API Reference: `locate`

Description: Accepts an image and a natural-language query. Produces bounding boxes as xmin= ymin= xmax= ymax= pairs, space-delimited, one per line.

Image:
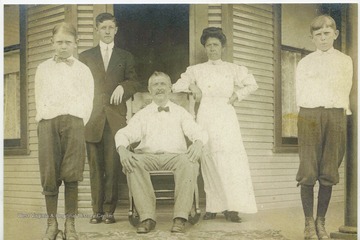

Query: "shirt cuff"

xmin=115 ymin=133 xmax=130 ymax=149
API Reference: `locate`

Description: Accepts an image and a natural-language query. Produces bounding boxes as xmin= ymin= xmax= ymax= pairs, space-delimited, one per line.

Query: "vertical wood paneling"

xmin=189 ymin=5 xmax=208 ymax=65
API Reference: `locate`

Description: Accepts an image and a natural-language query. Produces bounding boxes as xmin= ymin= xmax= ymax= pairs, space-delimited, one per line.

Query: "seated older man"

xmin=115 ymin=71 xmax=208 ymax=234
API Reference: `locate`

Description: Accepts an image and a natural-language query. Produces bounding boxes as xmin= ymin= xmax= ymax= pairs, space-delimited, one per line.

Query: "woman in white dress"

xmin=172 ymin=27 xmax=258 ymax=222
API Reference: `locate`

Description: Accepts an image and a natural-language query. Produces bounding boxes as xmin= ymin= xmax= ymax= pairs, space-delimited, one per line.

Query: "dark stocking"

xmin=65 ymin=181 xmax=78 ymax=219
xmin=45 ymin=194 xmax=58 ymax=218
xmin=301 ymin=185 xmax=314 ymax=218
xmin=317 ymin=185 xmax=332 ymax=218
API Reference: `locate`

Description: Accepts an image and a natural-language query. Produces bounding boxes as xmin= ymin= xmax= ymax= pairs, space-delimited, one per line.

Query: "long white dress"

xmin=172 ymin=59 xmax=258 ymax=213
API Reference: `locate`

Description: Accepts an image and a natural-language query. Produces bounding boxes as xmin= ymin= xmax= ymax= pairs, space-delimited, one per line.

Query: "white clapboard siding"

xmin=231 ymin=4 xmax=344 ymax=210
xmin=208 ymin=4 xmax=222 ymax=27
xmin=233 ymin=4 xmax=282 ymax=208
xmin=77 ymin=5 xmax=95 ymax=54
xmin=75 ymin=4 xmax=96 ymax=214
xmin=4 ymin=5 xmax=67 ymax=212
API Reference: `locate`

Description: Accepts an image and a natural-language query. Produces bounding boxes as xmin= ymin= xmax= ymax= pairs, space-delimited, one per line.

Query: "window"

xmin=280 ymin=46 xmax=310 ymax=146
xmin=4 ymin=5 xmax=28 ymax=155
xmin=274 ymin=4 xmax=343 ymax=152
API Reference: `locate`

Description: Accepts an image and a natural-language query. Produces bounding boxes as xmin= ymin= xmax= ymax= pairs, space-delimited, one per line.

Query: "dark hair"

xmin=310 ymin=15 xmax=337 ymax=34
xmin=52 ymin=22 xmax=77 ymax=39
xmin=95 ymin=13 xmax=117 ymax=27
xmin=200 ymin=27 xmax=227 ymax=46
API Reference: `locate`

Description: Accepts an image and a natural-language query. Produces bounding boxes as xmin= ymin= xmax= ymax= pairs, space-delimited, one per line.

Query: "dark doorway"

xmin=114 ymin=4 xmax=189 ymax=90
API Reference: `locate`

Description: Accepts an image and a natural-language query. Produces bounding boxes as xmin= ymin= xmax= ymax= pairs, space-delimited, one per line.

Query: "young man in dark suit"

xmin=79 ymin=12 xmax=140 ymax=224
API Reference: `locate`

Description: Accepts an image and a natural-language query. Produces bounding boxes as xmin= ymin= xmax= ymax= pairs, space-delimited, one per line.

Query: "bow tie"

xmin=158 ymin=106 xmax=170 ymax=112
xmin=54 ymin=56 xmax=74 ymax=66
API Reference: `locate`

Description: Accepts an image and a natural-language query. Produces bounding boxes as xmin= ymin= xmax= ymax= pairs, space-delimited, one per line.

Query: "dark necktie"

xmin=54 ymin=56 xmax=74 ymax=66
xmin=158 ymin=106 xmax=170 ymax=112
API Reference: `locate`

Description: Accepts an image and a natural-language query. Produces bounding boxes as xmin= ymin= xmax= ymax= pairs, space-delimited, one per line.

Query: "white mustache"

xmin=156 ymin=90 xmax=165 ymax=94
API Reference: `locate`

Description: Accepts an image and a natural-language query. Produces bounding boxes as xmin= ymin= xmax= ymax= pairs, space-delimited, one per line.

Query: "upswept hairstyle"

xmin=95 ymin=12 xmax=117 ymax=27
xmin=52 ymin=22 xmax=77 ymax=39
xmin=200 ymin=27 xmax=227 ymax=46
xmin=310 ymin=15 xmax=337 ymax=34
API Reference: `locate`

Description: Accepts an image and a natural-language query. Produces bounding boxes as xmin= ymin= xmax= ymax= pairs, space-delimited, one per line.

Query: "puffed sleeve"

xmin=234 ymin=65 xmax=258 ymax=101
xmin=172 ymin=66 xmax=196 ymax=93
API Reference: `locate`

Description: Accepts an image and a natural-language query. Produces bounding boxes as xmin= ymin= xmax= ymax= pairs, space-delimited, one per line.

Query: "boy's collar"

xmin=53 ymin=55 xmax=75 ymax=60
xmin=53 ymin=55 xmax=75 ymax=66
xmin=316 ymin=47 xmax=335 ymax=55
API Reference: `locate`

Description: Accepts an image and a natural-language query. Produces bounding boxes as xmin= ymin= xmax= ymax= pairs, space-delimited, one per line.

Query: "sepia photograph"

xmin=2 ymin=1 xmax=358 ymax=239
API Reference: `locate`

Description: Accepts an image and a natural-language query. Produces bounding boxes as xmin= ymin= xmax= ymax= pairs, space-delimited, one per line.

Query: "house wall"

xmin=5 ymin=5 xmax=67 ymax=213
xmin=4 ymin=4 xmax=98 ymax=213
xmin=207 ymin=4 xmax=345 ymax=210
xmin=4 ymin=4 xmax=345 ymax=214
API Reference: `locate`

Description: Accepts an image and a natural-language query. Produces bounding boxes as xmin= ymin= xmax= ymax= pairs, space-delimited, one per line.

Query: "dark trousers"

xmin=87 ymin=121 xmax=120 ymax=214
xmin=296 ymin=107 xmax=346 ymax=186
xmin=38 ymin=115 xmax=85 ymax=195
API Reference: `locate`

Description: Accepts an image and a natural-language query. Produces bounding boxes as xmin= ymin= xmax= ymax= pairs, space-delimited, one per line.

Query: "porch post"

xmin=330 ymin=4 xmax=357 ymax=240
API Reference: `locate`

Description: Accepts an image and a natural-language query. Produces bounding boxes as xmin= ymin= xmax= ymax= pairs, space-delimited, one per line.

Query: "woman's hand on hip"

xmin=228 ymin=92 xmax=238 ymax=105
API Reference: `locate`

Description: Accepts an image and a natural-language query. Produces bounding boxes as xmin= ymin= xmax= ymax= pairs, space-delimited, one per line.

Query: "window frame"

xmin=4 ymin=6 xmax=28 ymax=155
xmin=273 ymin=5 xmax=300 ymax=153
xmin=273 ymin=5 xmax=292 ymax=153
xmin=273 ymin=4 xmax=345 ymax=153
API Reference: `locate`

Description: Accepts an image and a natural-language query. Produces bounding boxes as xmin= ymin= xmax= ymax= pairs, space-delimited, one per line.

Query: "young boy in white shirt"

xmin=295 ymin=15 xmax=353 ymax=240
xmin=35 ymin=22 xmax=94 ymax=240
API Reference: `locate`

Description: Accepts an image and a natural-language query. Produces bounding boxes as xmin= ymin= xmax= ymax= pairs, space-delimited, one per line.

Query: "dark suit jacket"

xmin=79 ymin=45 xmax=140 ymax=142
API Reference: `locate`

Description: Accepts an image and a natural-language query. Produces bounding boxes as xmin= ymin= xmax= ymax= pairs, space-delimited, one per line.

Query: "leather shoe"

xmin=103 ymin=213 xmax=115 ymax=224
xmin=89 ymin=213 xmax=103 ymax=224
xmin=225 ymin=211 xmax=242 ymax=223
xmin=203 ymin=212 xmax=217 ymax=220
xmin=136 ymin=219 xmax=156 ymax=234
xmin=171 ymin=217 xmax=186 ymax=233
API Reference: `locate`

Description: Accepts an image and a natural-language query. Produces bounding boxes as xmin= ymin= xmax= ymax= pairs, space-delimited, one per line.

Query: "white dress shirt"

xmin=115 ymin=101 xmax=208 ymax=154
xmin=35 ymin=56 xmax=94 ymax=124
xmin=296 ymin=48 xmax=353 ymax=114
